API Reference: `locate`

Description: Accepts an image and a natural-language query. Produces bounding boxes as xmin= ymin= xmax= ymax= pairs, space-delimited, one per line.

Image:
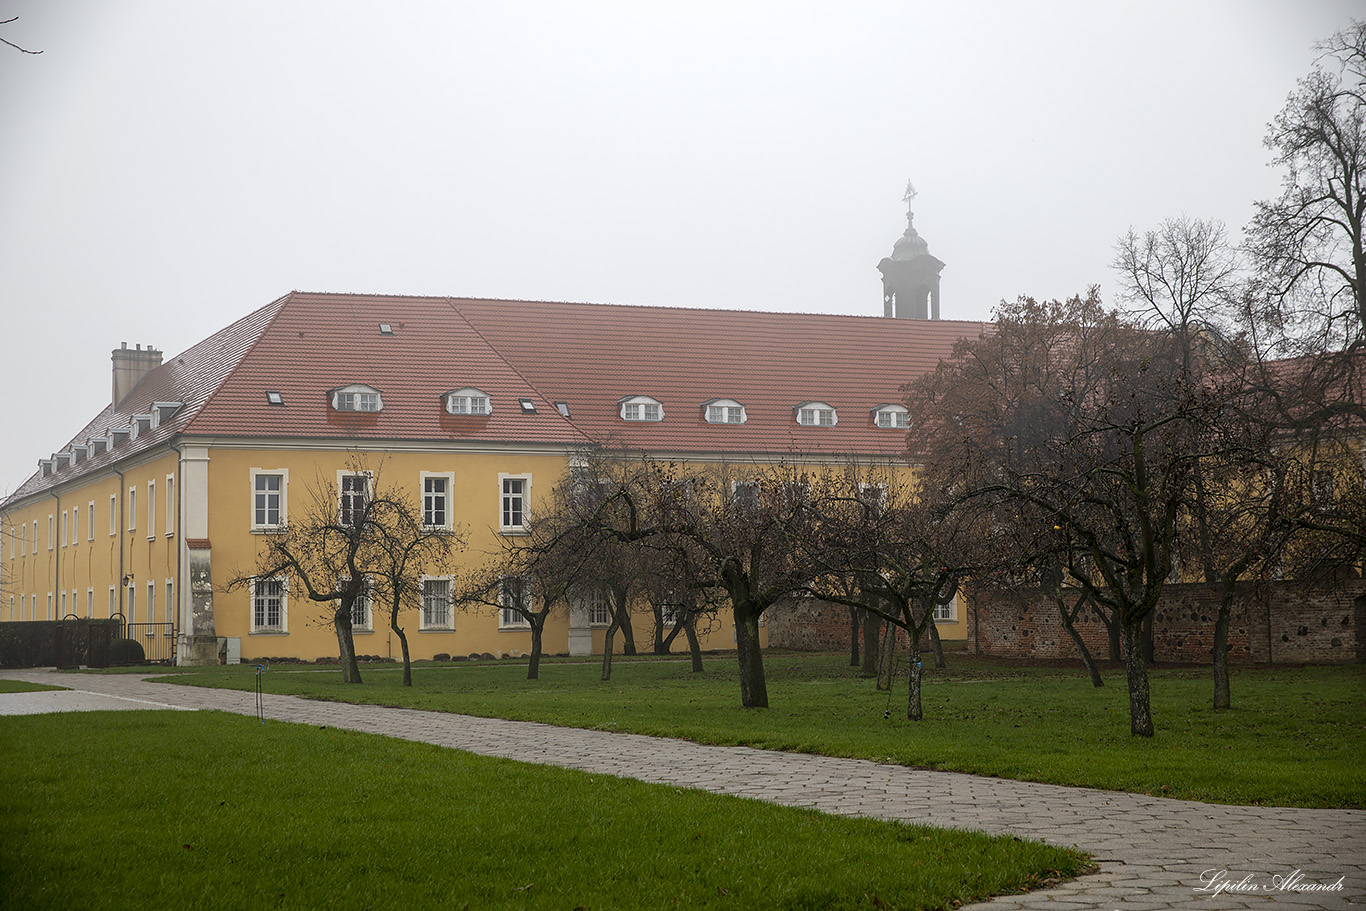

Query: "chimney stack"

xmin=112 ymin=342 xmax=163 ymax=409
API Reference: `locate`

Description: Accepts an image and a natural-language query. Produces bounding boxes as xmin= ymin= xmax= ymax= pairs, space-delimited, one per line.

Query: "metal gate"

xmin=126 ymin=623 xmax=177 ymax=663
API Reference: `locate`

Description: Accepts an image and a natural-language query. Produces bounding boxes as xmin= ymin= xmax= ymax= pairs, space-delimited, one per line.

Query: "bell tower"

xmin=878 ymin=182 xmax=944 ymax=319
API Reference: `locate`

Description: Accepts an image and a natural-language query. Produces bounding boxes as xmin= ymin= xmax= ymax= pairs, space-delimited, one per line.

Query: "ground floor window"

xmin=251 ymin=577 xmax=287 ymax=633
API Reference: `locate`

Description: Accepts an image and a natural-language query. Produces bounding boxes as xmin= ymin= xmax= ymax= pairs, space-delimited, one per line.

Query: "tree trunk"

xmin=600 ymin=618 xmax=618 ymax=682
xmin=683 ymin=613 xmax=704 ymax=672
xmin=1059 ymin=598 xmax=1104 ymax=688
xmin=906 ymin=652 xmax=924 ymax=721
xmin=927 ymin=618 xmax=946 ymax=669
xmin=848 ymin=607 xmax=860 ymax=666
xmin=1094 ymin=602 xmax=1121 ymax=661
xmin=619 ymin=616 xmax=637 ymax=656
xmin=1141 ymin=611 xmax=1155 ymax=664
xmin=527 ymin=616 xmax=544 ymax=681
xmin=860 ymin=611 xmax=880 ymax=678
xmin=876 ymin=622 xmax=895 ymax=692
xmin=334 ymin=608 xmax=363 ymax=684
xmin=393 ymin=620 xmax=413 ymax=687
xmin=1212 ymin=583 xmax=1235 ymax=710
xmin=733 ymin=606 xmax=768 ymax=708
xmin=1122 ymin=619 xmax=1155 ymax=737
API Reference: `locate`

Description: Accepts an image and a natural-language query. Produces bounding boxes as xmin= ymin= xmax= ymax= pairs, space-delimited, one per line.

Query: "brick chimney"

xmin=112 ymin=342 xmax=163 ymax=409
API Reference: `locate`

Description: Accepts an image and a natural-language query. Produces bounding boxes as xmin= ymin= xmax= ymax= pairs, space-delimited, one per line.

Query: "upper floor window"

xmin=252 ymin=469 xmax=288 ymax=530
xmin=331 ymin=384 xmax=382 ymax=413
xmin=422 ymin=472 xmax=454 ymax=529
xmin=445 ymin=387 xmax=491 ymax=416
xmin=339 ymin=472 xmax=371 ymax=527
xmin=796 ymin=402 xmax=837 ymax=427
xmin=704 ymin=399 xmax=746 ymax=424
xmin=620 ymin=395 xmax=664 ymax=422
xmin=500 ymin=474 xmax=529 ymax=532
xmin=873 ymin=405 xmax=910 ymax=429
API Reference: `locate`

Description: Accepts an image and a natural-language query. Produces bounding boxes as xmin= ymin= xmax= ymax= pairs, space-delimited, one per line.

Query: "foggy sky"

xmin=0 ymin=1 xmax=1357 ymax=494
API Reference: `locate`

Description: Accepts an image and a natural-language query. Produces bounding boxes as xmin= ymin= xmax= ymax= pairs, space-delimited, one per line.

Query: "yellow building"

xmin=2 ymin=290 xmax=987 ymax=664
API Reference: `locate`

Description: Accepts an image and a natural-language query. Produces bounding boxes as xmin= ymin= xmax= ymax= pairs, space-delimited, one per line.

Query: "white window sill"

xmin=418 ymin=626 xmax=455 ymax=633
xmin=250 ymin=630 xmax=289 ymax=636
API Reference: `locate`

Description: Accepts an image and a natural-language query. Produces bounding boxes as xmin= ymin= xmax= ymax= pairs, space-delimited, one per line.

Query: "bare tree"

xmin=1 ymin=16 xmax=43 ymax=55
xmin=1247 ymin=20 xmax=1366 ymax=351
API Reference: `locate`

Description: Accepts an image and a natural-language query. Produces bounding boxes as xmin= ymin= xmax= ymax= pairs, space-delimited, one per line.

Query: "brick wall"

xmin=966 ymin=579 xmax=1365 ymax=664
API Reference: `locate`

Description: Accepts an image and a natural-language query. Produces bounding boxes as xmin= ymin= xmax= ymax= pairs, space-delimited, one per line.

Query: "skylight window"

xmin=795 ymin=402 xmax=837 ymax=427
xmin=379 ymin=323 xmax=393 ymax=335
xmin=444 ymin=388 xmax=491 ymax=416
xmin=266 ymin=391 xmax=284 ymax=406
xmin=620 ymin=395 xmax=663 ymax=422
xmin=331 ymin=384 xmax=383 ymax=412
xmin=519 ymin=398 xmax=537 ymax=414
xmin=554 ymin=401 xmax=571 ymax=418
xmin=704 ymin=399 xmax=746 ymax=424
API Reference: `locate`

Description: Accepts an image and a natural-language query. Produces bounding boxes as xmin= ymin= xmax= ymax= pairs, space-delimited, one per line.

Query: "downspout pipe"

xmin=49 ymin=490 xmax=60 ymax=619
xmin=168 ymin=439 xmax=183 ymax=665
xmin=114 ymin=466 xmax=125 ymax=631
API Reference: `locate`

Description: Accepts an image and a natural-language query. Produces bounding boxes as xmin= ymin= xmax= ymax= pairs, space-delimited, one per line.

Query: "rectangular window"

xmin=127 ymin=487 xmax=137 ymax=531
xmin=252 ymin=470 xmax=287 ymax=529
xmin=109 ymin=496 xmax=117 ymax=536
xmin=165 ymin=475 xmax=175 ymax=535
xmin=859 ymin=483 xmax=888 ymax=515
xmin=147 ymin=480 xmax=156 ymax=538
xmin=147 ymin=581 xmax=156 ymax=626
xmin=251 ymin=577 xmax=287 ymax=633
xmin=71 ymin=505 xmax=79 ymax=546
xmin=47 ymin=593 xmax=53 ymax=621
xmin=420 ymin=577 xmax=452 ymax=630
xmin=339 ymin=576 xmax=371 ymax=632
xmin=731 ymin=480 xmax=760 ymax=516
xmin=421 ymin=473 xmax=453 ymax=529
xmin=108 ymin=586 xmax=116 ymax=619
xmin=60 ymin=590 xmax=66 ymax=617
xmin=500 ymin=476 xmax=528 ymax=531
xmin=126 ymin=583 xmax=135 ymax=623
xmin=61 ymin=510 xmax=68 ymax=547
xmin=499 ymin=576 xmax=531 ymax=628
xmin=48 ymin=515 xmax=53 ymax=549
xmin=933 ymin=594 xmax=958 ymax=623
xmin=587 ymin=588 xmax=612 ymax=627
xmin=87 ymin=588 xmax=94 ymax=619
xmin=88 ymin=502 xmax=95 ymax=541
xmin=166 ymin=580 xmax=175 ymax=629
xmin=339 ymin=473 xmax=370 ymax=527
xmin=336 ymin=390 xmax=380 ymax=412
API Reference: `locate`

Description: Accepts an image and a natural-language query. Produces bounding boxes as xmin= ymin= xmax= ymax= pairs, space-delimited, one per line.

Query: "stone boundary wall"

xmin=966 ymin=579 xmax=1365 ymax=664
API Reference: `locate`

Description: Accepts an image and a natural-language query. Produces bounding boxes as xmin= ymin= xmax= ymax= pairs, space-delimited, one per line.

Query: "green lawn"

xmin=0 ymin=711 xmax=1087 ymax=911
xmin=159 ymin=654 xmax=1366 ymax=808
xmin=0 ymin=679 xmax=65 ymax=693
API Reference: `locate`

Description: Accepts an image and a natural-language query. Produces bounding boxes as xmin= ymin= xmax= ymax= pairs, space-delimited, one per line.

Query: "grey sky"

xmin=0 ymin=1 xmax=1357 ymax=494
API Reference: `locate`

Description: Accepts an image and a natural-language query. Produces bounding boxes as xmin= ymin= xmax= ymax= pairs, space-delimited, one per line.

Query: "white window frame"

xmin=859 ymin=482 xmax=888 ymax=515
xmin=88 ymin=501 xmax=95 ymax=541
xmin=499 ymin=473 xmax=531 ymax=534
xmin=419 ymin=575 xmax=454 ymax=631
xmin=704 ymin=399 xmax=746 ymax=424
xmin=933 ymin=593 xmax=958 ymax=623
xmin=730 ymin=479 xmax=760 ymax=515
xmin=874 ymin=405 xmax=911 ymax=429
xmin=147 ymin=580 xmax=156 ymax=625
xmin=127 ymin=487 xmax=137 ymax=532
xmin=420 ymin=471 xmax=455 ymax=530
xmin=165 ymin=475 xmax=175 ymax=536
xmin=166 ymin=579 xmax=175 ymax=631
xmin=445 ymin=387 xmax=491 ymax=416
xmin=108 ymin=586 xmax=116 ymax=619
xmin=339 ymin=575 xmax=372 ymax=632
xmin=619 ymin=395 xmax=664 ymax=422
xmin=71 ymin=506 xmax=78 ymax=547
xmin=147 ymin=480 xmax=156 ymax=539
xmin=585 ymin=587 xmax=612 ymax=627
xmin=250 ymin=576 xmax=288 ymax=634
xmin=250 ymin=469 xmax=289 ymax=531
xmin=795 ymin=402 xmax=837 ymax=427
xmin=109 ymin=496 xmax=116 ymax=536
xmin=62 ymin=509 xmax=69 ymax=547
xmin=60 ymin=590 xmax=66 ymax=618
xmin=338 ymin=470 xmax=373 ymax=527
xmin=87 ymin=587 xmax=94 ymax=619
xmin=498 ymin=576 xmax=532 ymax=629
xmin=125 ymin=583 xmax=134 ymax=624
xmin=331 ymin=384 xmax=383 ymax=413
xmin=48 ymin=514 xmax=54 ymax=550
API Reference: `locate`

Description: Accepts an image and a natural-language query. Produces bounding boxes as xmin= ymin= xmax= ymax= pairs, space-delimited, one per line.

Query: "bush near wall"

xmin=966 ymin=579 xmax=1366 ymax=665
xmin=0 ymin=619 xmax=123 ymax=668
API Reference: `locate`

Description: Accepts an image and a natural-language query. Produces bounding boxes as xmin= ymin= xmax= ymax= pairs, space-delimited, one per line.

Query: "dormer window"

xmin=620 ymin=395 xmax=664 ymax=422
xmin=872 ymin=404 xmax=910 ymax=429
xmin=89 ymin=438 xmax=109 ymax=456
xmin=795 ymin=402 xmax=837 ymax=427
xmin=704 ymin=399 xmax=746 ymax=424
xmin=71 ymin=444 xmax=89 ymax=463
xmin=444 ymin=388 xmax=490 ymax=416
xmin=132 ymin=414 xmax=154 ymax=438
xmin=332 ymin=384 xmax=383 ymax=413
xmin=153 ymin=401 xmax=182 ymax=423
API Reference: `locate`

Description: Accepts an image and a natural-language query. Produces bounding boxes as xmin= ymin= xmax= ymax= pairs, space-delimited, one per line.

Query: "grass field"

xmin=158 ymin=653 xmax=1366 ymax=809
xmin=0 ymin=679 xmax=65 ymax=693
xmin=0 ymin=710 xmax=1087 ymax=911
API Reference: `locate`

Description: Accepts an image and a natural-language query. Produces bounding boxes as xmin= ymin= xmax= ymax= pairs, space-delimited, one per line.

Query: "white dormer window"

xmin=704 ymin=399 xmax=746 ymax=424
xmin=796 ymin=402 xmax=837 ymax=427
xmin=445 ymin=388 xmax=490 ymax=415
xmin=153 ymin=401 xmax=182 ymax=423
xmin=873 ymin=405 xmax=910 ymax=429
xmin=620 ymin=395 xmax=664 ymax=422
xmin=131 ymin=414 xmax=154 ymax=438
xmin=332 ymin=384 xmax=383 ymax=413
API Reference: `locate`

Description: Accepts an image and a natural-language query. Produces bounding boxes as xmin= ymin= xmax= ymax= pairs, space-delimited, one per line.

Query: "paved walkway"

xmin=2 ymin=668 xmax=1361 ymax=909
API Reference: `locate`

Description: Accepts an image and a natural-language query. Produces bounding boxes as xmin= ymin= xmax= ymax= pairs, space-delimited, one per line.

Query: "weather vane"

xmin=903 ymin=180 xmax=917 ymax=203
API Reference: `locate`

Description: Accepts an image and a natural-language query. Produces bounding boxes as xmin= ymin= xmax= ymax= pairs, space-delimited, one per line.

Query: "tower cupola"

xmin=878 ymin=182 xmax=944 ymax=319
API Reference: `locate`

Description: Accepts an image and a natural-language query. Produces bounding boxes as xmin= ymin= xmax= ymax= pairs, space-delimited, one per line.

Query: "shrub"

xmin=108 ymin=638 xmax=146 ymax=666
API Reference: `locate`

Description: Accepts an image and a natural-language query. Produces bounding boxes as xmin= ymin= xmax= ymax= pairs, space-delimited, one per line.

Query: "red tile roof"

xmin=4 ymin=291 xmax=990 ymax=504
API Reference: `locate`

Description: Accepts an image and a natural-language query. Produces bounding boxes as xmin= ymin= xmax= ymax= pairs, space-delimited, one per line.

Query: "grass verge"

xmin=0 ymin=679 xmax=65 ymax=693
xmin=0 ymin=710 xmax=1087 ymax=911
xmin=158 ymin=654 xmax=1365 ymax=808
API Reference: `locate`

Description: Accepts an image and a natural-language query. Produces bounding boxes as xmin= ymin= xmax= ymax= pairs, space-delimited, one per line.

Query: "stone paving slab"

xmin=2 ymin=668 xmax=1360 ymax=910
xmin=0 ymin=688 xmax=193 ymax=715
